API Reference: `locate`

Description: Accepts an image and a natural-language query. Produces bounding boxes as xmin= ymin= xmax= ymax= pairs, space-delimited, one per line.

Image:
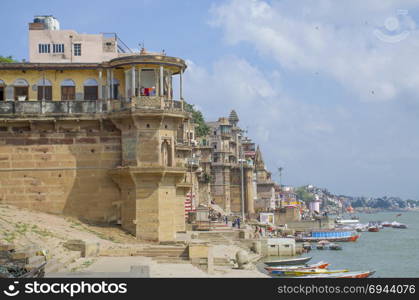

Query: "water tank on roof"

xmin=33 ymin=15 xmax=60 ymax=30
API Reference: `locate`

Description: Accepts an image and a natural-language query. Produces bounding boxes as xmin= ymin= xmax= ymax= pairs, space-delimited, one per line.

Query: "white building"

xmin=28 ymin=15 xmax=120 ymax=63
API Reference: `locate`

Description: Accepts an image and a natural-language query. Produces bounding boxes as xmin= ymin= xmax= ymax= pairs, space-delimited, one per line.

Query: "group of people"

xmin=231 ymin=217 xmax=241 ymax=229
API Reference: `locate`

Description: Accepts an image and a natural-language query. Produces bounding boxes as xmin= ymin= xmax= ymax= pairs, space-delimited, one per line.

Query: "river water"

xmin=261 ymin=211 xmax=419 ymax=277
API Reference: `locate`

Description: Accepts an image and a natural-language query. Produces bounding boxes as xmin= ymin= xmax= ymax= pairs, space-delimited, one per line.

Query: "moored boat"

xmin=264 ymin=256 xmax=312 ymax=267
xmin=265 ymin=261 xmax=330 ymax=273
xmin=316 ymin=240 xmax=329 ymax=250
xmin=329 ymin=243 xmax=342 ymax=250
xmin=296 ymin=229 xmax=359 ymax=242
xmin=280 ymin=268 xmax=348 ymax=276
xmin=294 ymin=270 xmax=375 ymax=278
xmin=392 ymin=222 xmax=408 ymax=229
xmin=335 ymin=218 xmax=360 ymax=225
xmin=302 ymin=242 xmax=312 ymax=251
xmin=381 ymin=221 xmax=391 ymax=227
xmin=368 ymin=226 xmax=379 ymax=232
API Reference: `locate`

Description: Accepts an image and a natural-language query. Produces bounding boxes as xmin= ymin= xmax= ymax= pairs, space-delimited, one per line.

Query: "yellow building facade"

xmin=0 ymin=53 xmax=193 ymax=242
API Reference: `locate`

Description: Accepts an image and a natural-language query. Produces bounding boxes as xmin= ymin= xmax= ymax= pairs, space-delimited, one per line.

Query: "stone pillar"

xmin=137 ymin=67 xmax=141 ymax=99
xmin=159 ymin=66 xmax=164 ymax=97
xmin=124 ymin=70 xmax=129 ymax=100
xmin=224 ymin=166 xmax=231 ymax=214
xmin=98 ymin=70 xmax=103 ymax=100
xmin=110 ymin=69 xmax=114 ymax=100
xmin=245 ymin=167 xmax=255 ymax=215
xmin=179 ymin=70 xmax=183 ymax=100
xmin=131 ymin=66 xmax=136 ymax=97
xmin=106 ymin=69 xmax=111 ymax=100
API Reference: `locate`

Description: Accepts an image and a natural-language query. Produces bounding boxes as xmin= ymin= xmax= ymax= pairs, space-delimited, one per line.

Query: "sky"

xmin=1 ymin=0 xmax=419 ymax=200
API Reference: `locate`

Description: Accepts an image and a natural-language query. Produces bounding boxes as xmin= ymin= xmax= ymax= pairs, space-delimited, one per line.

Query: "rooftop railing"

xmin=0 ymin=97 xmax=185 ymax=116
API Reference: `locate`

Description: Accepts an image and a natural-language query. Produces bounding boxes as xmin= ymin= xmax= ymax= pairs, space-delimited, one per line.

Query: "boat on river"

xmin=335 ymin=217 xmax=359 ymax=225
xmin=329 ymin=243 xmax=342 ymax=250
xmin=276 ymin=268 xmax=348 ymax=276
xmin=294 ymin=270 xmax=375 ymax=278
xmin=392 ymin=222 xmax=408 ymax=229
xmin=368 ymin=226 xmax=379 ymax=232
xmin=381 ymin=221 xmax=392 ymax=227
xmin=296 ymin=230 xmax=359 ymax=242
xmin=264 ymin=256 xmax=312 ymax=267
xmin=265 ymin=261 xmax=329 ymax=273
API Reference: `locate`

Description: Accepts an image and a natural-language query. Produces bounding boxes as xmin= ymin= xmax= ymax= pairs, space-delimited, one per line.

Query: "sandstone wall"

xmin=0 ymin=119 xmax=121 ymax=222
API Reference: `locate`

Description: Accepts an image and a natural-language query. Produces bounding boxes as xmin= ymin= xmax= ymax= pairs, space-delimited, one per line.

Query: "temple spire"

xmin=228 ymin=109 xmax=239 ymax=126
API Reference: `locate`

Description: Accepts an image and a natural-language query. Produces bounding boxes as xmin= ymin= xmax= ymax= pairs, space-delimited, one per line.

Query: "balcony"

xmin=0 ymin=97 xmax=185 ymax=117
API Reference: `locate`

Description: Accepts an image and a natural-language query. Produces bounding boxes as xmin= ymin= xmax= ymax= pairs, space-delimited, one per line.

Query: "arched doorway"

xmin=61 ymin=79 xmax=76 ymax=100
xmin=37 ymin=78 xmax=52 ymax=100
xmin=83 ymin=78 xmax=98 ymax=100
xmin=13 ymin=78 xmax=29 ymax=101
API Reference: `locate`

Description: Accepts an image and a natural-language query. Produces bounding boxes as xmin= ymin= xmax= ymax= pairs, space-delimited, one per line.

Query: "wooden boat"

xmin=294 ymin=270 xmax=375 ymax=278
xmin=296 ymin=235 xmax=359 ymax=242
xmin=316 ymin=242 xmax=327 ymax=250
xmin=335 ymin=218 xmax=359 ymax=225
xmin=264 ymin=256 xmax=312 ymax=267
xmin=296 ymin=229 xmax=360 ymax=242
xmin=392 ymin=222 xmax=407 ymax=229
xmin=381 ymin=221 xmax=392 ymax=227
xmin=368 ymin=226 xmax=379 ymax=232
xmin=281 ymin=268 xmax=348 ymax=276
xmin=265 ymin=261 xmax=329 ymax=273
xmin=302 ymin=242 xmax=312 ymax=251
xmin=329 ymin=243 xmax=342 ymax=250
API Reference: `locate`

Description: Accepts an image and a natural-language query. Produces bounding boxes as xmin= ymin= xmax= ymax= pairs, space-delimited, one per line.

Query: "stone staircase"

xmin=99 ymin=245 xmax=190 ymax=265
xmin=196 ymin=231 xmax=240 ymax=245
xmin=45 ymin=250 xmax=82 ymax=274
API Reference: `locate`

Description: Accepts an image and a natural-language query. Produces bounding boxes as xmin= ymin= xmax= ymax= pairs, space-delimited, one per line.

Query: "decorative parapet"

xmin=0 ymin=97 xmax=185 ymax=117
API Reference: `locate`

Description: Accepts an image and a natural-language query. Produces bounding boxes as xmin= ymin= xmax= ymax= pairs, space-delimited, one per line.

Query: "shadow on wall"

xmin=62 ymin=119 xmax=122 ymax=225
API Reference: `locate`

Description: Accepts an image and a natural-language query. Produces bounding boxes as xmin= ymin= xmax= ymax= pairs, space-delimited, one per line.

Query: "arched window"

xmin=36 ymin=78 xmax=52 ymax=100
xmin=161 ymin=140 xmax=172 ymax=167
xmin=0 ymin=80 xmax=5 ymax=101
xmin=61 ymin=79 xmax=76 ymax=100
xmin=13 ymin=78 xmax=29 ymax=101
xmin=83 ymin=78 xmax=98 ymax=100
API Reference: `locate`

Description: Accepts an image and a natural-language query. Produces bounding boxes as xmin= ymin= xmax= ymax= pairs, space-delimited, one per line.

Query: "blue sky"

xmin=1 ymin=0 xmax=419 ymax=199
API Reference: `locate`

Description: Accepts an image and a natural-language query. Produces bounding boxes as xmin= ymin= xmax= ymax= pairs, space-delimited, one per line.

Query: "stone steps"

xmin=152 ymin=256 xmax=190 ymax=264
xmin=214 ymin=257 xmax=232 ymax=266
xmin=45 ymin=251 xmax=81 ymax=274
xmin=135 ymin=248 xmax=188 ymax=258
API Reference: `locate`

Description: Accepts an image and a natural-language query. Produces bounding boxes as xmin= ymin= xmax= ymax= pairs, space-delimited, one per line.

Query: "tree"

xmin=184 ymin=102 xmax=210 ymax=137
xmin=295 ymin=186 xmax=315 ymax=203
xmin=0 ymin=56 xmax=18 ymax=63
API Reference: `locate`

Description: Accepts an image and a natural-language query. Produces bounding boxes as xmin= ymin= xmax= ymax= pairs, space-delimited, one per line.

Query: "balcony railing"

xmin=0 ymin=97 xmax=185 ymax=116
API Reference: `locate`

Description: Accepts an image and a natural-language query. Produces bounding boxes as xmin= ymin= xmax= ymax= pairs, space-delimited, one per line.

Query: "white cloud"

xmin=180 ymin=0 xmax=419 ymax=199
xmin=210 ymin=0 xmax=419 ymax=102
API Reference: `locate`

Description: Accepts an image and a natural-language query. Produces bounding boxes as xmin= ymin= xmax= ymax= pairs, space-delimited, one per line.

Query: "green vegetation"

xmin=295 ymin=186 xmax=315 ymax=203
xmin=15 ymin=222 xmax=29 ymax=234
xmin=184 ymin=102 xmax=210 ymax=137
xmin=71 ymin=259 xmax=97 ymax=272
xmin=2 ymin=231 xmax=16 ymax=243
xmin=0 ymin=55 xmax=18 ymax=63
